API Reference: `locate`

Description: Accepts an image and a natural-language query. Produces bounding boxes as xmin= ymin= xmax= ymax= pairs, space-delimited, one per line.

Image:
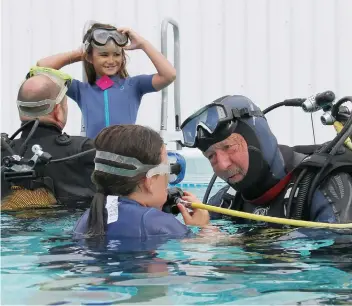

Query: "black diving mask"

xmin=179 ymin=98 xmax=264 ymax=152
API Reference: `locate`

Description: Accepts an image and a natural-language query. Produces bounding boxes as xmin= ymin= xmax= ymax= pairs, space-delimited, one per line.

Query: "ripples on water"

xmin=1 ymin=189 xmax=352 ymax=305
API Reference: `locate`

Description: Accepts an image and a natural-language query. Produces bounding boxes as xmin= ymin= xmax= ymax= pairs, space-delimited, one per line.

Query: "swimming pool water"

xmin=1 ymin=185 xmax=352 ymax=305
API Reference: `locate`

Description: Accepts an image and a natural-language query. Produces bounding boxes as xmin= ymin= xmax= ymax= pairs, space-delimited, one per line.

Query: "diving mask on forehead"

xmin=16 ymin=66 xmax=72 ymax=117
xmin=91 ymin=39 xmax=123 ymax=53
xmin=94 ymin=150 xmax=186 ymax=185
xmin=179 ymin=96 xmax=264 ymax=151
xmin=83 ymin=27 xmax=129 ymax=52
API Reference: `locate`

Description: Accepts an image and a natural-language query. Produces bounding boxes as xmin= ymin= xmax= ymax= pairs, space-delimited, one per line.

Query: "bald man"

xmin=1 ymin=72 xmax=96 ymax=208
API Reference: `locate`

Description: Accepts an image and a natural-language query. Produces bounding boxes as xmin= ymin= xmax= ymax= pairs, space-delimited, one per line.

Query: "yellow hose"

xmin=189 ymin=202 xmax=352 ymax=229
xmin=333 ymin=121 xmax=352 ymax=151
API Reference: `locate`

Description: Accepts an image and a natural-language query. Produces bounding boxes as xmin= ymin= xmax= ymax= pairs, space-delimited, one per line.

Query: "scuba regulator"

xmin=287 ymin=93 xmax=352 ymax=220
xmin=161 ymin=153 xmax=187 ymax=215
xmin=162 ymin=187 xmax=184 ymax=215
xmin=1 ymin=125 xmax=56 ymax=198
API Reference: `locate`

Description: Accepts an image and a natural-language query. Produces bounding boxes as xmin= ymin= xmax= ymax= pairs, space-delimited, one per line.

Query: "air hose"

xmin=50 ymin=149 xmax=95 ymax=163
xmin=293 ymin=172 xmax=314 ymax=220
xmin=18 ymin=119 xmax=39 ymax=156
xmin=182 ymin=201 xmax=352 ymax=229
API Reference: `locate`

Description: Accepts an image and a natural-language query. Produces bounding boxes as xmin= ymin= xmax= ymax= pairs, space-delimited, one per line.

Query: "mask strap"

xmin=95 ymin=150 xmax=152 ymax=177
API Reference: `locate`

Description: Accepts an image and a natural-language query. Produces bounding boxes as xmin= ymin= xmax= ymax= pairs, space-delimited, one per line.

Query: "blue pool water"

xmin=1 ymin=185 xmax=352 ymax=305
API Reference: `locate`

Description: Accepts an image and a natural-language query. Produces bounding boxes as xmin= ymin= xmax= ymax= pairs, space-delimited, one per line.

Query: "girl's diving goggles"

xmin=17 ymin=66 xmax=72 ymax=117
xmin=179 ymin=98 xmax=264 ymax=149
xmin=84 ymin=27 xmax=129 ymax=51
xmin=94 ymin=150 xmax=186 ymax=185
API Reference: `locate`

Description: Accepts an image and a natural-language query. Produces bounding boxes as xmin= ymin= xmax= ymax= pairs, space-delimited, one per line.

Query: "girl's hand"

xmin=76 ymin=46 xmax=85 ymax=61
xmin=177 ymin=204 xmax=210 ymax=227
xmin=177 ymin=191 xmax=209 ymax=227
xmin=181 ymin=190 xmax=202 ymax=204
xmin=117 ymin=27 xmax=146 ymax=50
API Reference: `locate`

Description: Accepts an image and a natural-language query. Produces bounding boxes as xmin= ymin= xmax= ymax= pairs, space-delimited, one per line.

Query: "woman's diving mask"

xmin=94 ymin=150 xmax=186 ymax=185
xmin=83 ymin=27 xmax=129 ymax=52
xmin=16 ymin=66 xmax=72 ymax=117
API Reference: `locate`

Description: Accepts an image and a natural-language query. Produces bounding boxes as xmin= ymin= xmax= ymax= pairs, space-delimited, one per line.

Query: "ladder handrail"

xmin=80 ymin=20 xmax=97 ymax=136
xmin=160 ymin=17 xmax=181 ymax=150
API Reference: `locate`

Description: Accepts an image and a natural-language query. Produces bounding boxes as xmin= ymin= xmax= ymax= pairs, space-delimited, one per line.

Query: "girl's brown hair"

xmin=87 ymin=124 xmax=164 ymax=236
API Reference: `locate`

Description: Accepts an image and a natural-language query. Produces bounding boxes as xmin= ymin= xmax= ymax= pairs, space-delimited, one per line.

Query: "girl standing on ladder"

xmin=37 ymin=22 xmax=176 ymax=139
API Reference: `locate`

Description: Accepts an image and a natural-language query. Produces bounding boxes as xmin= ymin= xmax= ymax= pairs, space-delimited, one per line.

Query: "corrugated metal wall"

xmin=2 ymin=0 xmax=352 ymax=147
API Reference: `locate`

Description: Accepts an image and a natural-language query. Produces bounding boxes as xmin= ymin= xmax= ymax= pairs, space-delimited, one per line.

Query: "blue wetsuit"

xmin=67 ymin=74 xmax=157 ymax=138
xmin=73 ymin=197 xmax=191 ymax=240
